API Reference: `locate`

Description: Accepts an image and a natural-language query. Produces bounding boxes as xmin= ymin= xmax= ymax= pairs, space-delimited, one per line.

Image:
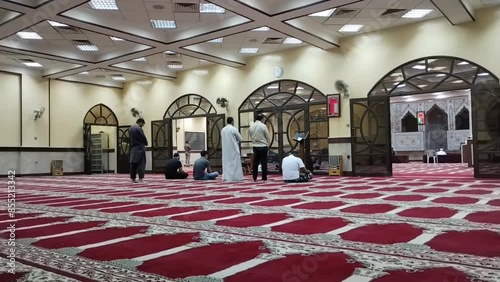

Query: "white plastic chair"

xmin=426 ymin=150 xmax=438 ymax=163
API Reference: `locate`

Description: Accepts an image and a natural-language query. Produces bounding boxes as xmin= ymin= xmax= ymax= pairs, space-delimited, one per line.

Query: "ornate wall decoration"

xmin=447 ymin=130 xmax=471 ymax=150
xmin=392 ymin=132 xmax=425 ymax=151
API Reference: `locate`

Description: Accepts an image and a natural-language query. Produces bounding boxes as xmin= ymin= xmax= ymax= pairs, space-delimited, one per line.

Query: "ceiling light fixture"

xmin=47 ymin=21 xmax=68 ymax=27
xmin=168 ymin=64 xmax=183 ymax=69
xmin=89 ymin=0 xmax=119 ymax=10
xmin=111 ymin=75 xmax=126 ymax=81
xmin=207 ymin=37 xmax=223 ymax=43
xmin=451 ymin=80 xmax=464 ymax=84
xmin=79 ymin=71 xmax=89 ymax=75
xmin=397 ymin=84 xmax=406 ymax=88
xmin=432 ymin=66 xmax=447 ymax=71
xmin=478 ymin=72 xmax=490 ymax=76
xmin=164 ymin=50 xmax=176 ymax=55
xmin=151 ymin=20 xmax=176 ymax=29
xmin=110 ymin=36 xmax=124 ymax=41
xmin=309 ymin=8 xmax=336 ymax=17
xmin=412 ymin=65 xmax=426 ymax=70
xmin=76 ymin=45 xmax=99 ymax=51
xmin=458 ymin=61 xmax=469 ymax=65
xmin=22 ymin=62 xmax=43 ymax=68
xmin=418 ymin=84 xmax=428 ymax=88
xmin=405 ymin=98 xmax=416 ymax=102
xmin=338 ymin=24 xmax=364 ymax=33
xmin=193 ymin=70 xmax=208 ymax=75
xmin=132 ymin=57 xmax=146 ymax=62
xmin=436 ymin=74 xmax=446 ymax=77
xmin=283 ymin=37 xmax=302 ymax=44
xmin=253 ymin=26 xmax=270 ymax=31
xmin=200 ymin=3 xmax=225 ymax=13
xmin=402 ymin=9 xmax=433 ymax=18
xmin=16 ymin=32 xmax=42 ymax=39
xmin=267 ymin=85 xmax=279 ymax=89
xmin=239 ymin=48 xmax=259 ymax=54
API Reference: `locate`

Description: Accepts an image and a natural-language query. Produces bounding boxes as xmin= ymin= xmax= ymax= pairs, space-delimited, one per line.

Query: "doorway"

xmin=83 ymin=104 xmax=124 ymax=174
xmin=351 ymin=56 xmax=500 ymax=178
xmin=239 ymin=80 xmax=329 ymax=173
xmin=151 ymin=94 xmax=224 ymax=173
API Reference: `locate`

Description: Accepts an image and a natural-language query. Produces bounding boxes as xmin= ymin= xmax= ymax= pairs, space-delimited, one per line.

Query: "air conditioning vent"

xmin=72 ymin=39 xmax=92 ymax=44
xmin=381 ymin=9 xmax=407 ymax=17
xmin=167 ymin=60 xmax=182 ymax=64
xmin=173 ymin=2 xmax=199 ymax=12
xmin=333 ymin=9 xmax=359 ymax=18
xmin=54 ymin=26 xmax=82 ymax=34
xmin=17 ymin=59 xmax=35 ymax=63
xmin=263 ymin=37 xmax=284 ymax=44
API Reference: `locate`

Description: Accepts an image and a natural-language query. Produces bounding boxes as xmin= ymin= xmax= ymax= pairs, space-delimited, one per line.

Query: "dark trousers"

xmin=165 ymin=172 xmax=189 ymax=179
xmin=252 ymin=146 xmax=268 ymax=181
xmin=284 ymin=173 xmax=312 ymax=183
xmin=130 ymin=158 xmax=145 ymax=180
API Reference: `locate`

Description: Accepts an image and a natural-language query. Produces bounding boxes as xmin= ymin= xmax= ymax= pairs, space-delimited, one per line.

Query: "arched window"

xmin=164 ymin=94 xmax=216 ymax=119
xmin=83 ymin=103 xmax=118 ymax=125
xmin=426 ymin=105 xmax=448 ymax=150
xmin=401 ymin=112 xmax=418 ymax=132
xmin=239 ymin=80 xmax=328 ymax=172
xmin=369 ymin=57 xmax=498 ymax=97
xmin=455 ymin=107 xmax=470 ymax=130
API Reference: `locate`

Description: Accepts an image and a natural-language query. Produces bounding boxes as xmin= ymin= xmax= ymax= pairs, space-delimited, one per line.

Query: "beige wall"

xmin=50 ymin=80 xmax=123 ymax=147
xmin=22 ymin=75 xmax=49 ymax=147
xmin=0 ymin=72 xmax=21 ymax=146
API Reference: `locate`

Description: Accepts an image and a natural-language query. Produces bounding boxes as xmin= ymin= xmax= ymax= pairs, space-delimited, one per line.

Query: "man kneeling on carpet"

xmin=193 ymin=150 xmax=219 ymax=180
xmin=164 ymin=153 xmax=189 ymax=179
xmin=282 ymin=150 xmax=312 ymax=183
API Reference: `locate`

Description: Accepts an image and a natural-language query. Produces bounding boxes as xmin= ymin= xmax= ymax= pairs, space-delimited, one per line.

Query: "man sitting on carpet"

xmin=164 ymin=153 xmax=189 ymax=179
xmin=282 ymin=150 xmax=312 ymax=183
xmin=193 ymin=150 xmax=219 ymax=180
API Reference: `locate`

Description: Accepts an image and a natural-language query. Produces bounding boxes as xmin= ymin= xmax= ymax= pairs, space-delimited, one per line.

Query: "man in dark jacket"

xmin=129 ymin=118 xmax=148 ymax=183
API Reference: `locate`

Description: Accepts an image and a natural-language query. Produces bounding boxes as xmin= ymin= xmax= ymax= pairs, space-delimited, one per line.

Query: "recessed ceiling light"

xmin=309 ymin=8 xmax=336 ymax=17
xmin=393 ymin=82 xmax=399 ymax=85
xmin=283 ymin=37 xmax=302 ymax=44
xmin=432 ymin=66 xmax=447 ymax=71
xmin=47 ymin=21 xmax=68 ymax=27
xmin=436 ymin=74 xmax=446 ymax=77
xmin=253 ymin=26 xmax=270 ymax=31
xmin=418 ymin=84 xmax=428 ymax=88
xmin=79 ymin=71 xmax=89 ymax=75
xmin=412 ymin=65 xmax=426 ymax=70
xmin=76 ymin=44 xmax=99 ymax=51
xmin=132 ymin=57 xmax=146 ymax=62
xmin=397 ymin=84 xmax=407 ymax=88
xmin=452 ymin=80 xmax=464 ymax=84
xmin=193 ymin=70 xmax=208 ymax=75
xmin=111 ymin=75 xmax=126 ymax=81
xmin=267 ymin=85 xmax=279 ymax=89
xmin=200 ymin=3 xmax=225 ymax=13
xmin=151 ymin=20 xmax=176 ymax=29
xmin=110 ymin=36 xmax=124 ymax=41
xmin=207 ymin=37 xmax=223 ymax=43
xmin=89 ymin=0 xmax=119 ymax=10
xmin=296 ymin=86 xmax=304 ymax=90
xmin=168 ymin=64 xmax=183 ymax=69
xmin=239 ymin=48 xmax=259 ymax=54
xmin=22 ymin=62 xmax=43 ymax=68
xmin=458 ymin=61 xmax=469 ymax=65
xmin=16 ymin=32 xmax=42 ymax=39
xmin=338 ymin=24 xmax=364 ymax=33
xmin=402 ymin=9 xmax=433 ymax=19
xmin=478 ymin=72 xmax=490 ymax=76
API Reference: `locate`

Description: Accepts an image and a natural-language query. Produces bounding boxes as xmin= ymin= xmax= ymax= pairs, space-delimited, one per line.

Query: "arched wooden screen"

xmin=83 ymin=103 xmax=118 ymax=125
xmin=368 ymin=56 xmax=499 ymax=97
xmin=164 ymin=94 xmax=216 ymax=119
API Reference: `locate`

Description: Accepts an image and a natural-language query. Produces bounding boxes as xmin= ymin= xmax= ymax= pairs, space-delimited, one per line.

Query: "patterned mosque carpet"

xmin=1 ymin=164 xmax=499 ymax=282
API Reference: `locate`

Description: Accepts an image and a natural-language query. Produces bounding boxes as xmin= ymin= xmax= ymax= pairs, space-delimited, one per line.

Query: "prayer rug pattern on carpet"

xmin=1 ymin=172 xmax=499 ymax=282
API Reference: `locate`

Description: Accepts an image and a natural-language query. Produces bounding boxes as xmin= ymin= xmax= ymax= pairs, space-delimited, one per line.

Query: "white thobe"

xmin=221 ymin=124 xmax=244 ymax=181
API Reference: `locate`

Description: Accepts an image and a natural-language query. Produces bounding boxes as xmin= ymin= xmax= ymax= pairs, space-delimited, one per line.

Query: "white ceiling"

xmin=0 ymin=0 xmax=497 ymax=87
xmin=390 ymin=89 xmax=470 ymax=103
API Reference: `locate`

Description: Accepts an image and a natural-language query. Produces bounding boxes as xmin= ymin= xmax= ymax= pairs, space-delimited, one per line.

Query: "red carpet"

xmin=2 ymin=172 xmax=499 ymax=281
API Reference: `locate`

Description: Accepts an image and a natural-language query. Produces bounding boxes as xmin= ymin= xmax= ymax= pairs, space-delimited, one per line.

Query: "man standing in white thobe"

xmin=221 ymin=117 xmax=244 ymax=181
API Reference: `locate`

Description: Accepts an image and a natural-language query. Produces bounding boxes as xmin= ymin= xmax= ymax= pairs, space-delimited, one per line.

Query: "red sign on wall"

xmin=327 ymin=94 xmax=341 ymax=117
xmin=418 ymin=111 xmax=425 ymax=125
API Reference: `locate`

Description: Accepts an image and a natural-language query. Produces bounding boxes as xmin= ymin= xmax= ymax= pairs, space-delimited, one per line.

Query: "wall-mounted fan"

xmin=216 ymin=97 xmax=228 ymax=108
xmin=130 ymin=108 xmax=143 ymax=118
xmin=335 ymin=80 xmax=350 ymax=99
xmin=33 ymin=107 xmax=45 ymax=121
